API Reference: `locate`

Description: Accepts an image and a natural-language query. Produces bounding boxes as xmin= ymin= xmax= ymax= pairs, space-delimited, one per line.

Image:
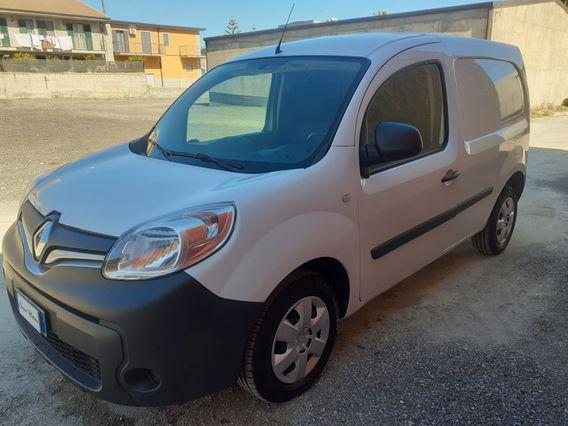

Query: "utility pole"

xmin=101 ymin=0 xmax=107 ymax=15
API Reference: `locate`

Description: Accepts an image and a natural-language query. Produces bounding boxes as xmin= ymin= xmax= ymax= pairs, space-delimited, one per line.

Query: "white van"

xmin=3 ymin=33 xmax=529 ymax=406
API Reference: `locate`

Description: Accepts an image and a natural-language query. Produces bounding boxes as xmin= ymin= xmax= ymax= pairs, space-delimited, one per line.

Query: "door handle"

xmin=441 ymin=169 xmax=460 ymax=183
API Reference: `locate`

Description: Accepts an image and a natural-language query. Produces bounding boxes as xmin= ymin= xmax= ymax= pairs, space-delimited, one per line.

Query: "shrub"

xmin=14 ymin=52 xmax=33 ymax=60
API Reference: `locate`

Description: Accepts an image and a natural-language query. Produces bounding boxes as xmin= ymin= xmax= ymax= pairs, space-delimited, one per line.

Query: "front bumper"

xmin=2 ymin=220 xmax=262 ymax=406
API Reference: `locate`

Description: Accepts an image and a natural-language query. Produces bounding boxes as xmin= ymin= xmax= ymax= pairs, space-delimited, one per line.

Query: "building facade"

xmin=0 ymin=1 xmax=206 ymax=89
xmin=0 ymin=0 xmax=112 ymax=61
xmin=205 ymin=0 xmax=568 ymax=107
xmin=110 ymin=21 xmax=205 ymax=88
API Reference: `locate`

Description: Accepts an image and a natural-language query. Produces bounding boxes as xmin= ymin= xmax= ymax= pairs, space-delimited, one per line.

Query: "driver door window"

xmin=361 ymin=62 xmax=446 ymax=172
xmin=187 ymin=74 xmax=272 ymax=143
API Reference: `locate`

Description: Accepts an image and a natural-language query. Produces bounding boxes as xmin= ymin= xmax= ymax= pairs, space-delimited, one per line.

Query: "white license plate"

xmin=16 ymin=290 xmax=47 ymax=336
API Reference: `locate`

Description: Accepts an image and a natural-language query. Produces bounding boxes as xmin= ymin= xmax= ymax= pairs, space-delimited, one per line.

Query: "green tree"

xmin=225 ymin=18 xmax=241 ymax=35
xmin=373 ymin=10 xmax=389 ymax=16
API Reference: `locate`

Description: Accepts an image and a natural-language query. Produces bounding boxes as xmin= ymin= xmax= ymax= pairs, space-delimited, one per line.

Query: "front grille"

xmin=19 ymin=201 xmax=116 ymax=268
xmin=44 ymin=332 xmax=101 ymax=381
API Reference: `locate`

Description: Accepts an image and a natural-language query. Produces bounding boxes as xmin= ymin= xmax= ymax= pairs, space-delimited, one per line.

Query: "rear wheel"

xmin=472 ymin=185 xmax=518 ymax=255
xmin=238 ymin=270 xmax=338 ymax=402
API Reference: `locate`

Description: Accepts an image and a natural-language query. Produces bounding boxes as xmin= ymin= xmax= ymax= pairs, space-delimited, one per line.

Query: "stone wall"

xmin=0 ymin=72 xmax=149 ymax=99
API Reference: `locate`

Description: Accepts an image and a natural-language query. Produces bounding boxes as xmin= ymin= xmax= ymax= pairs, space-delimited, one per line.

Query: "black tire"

xmin=472 ymin=184 xmax=518 ymax=255
xmin=238 ymin=270 xmax=338 ymax=402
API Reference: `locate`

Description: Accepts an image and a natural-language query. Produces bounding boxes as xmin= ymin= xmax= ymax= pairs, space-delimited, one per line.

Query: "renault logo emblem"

xmin=33 ymin=221 xmax=53 ymax=260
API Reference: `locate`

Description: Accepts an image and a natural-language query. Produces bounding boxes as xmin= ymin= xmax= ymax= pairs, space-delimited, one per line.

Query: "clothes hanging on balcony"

xmin=58 ymin=36 xmax=73 ymax=51
xmin=31 ymin=34 xmax=42 ymax=50
xmin=46 ymin=36 xmax=61 ymax=50
xmin=40 ymin=36 xmax=50 ymax=50
xmin=15 ymin=33 xmax=31 ymax=48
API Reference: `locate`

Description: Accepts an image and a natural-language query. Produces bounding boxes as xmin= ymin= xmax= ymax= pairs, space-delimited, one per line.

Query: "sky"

xmin=83 ymin=0 xmax=483 ymax=40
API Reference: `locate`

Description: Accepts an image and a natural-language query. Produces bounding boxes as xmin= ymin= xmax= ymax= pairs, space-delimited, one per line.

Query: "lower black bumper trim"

xmin=3 ymin=222 xmax=263 ymax=406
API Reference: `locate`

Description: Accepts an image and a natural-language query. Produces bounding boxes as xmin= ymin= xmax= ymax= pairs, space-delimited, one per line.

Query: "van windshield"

xmin=145 ymin=56 xmax=369 ymax=173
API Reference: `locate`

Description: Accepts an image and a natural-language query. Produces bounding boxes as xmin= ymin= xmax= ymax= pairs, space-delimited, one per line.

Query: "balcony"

xmin=178 ymin=45 xmax=204 ymax=58
xmin=7 ymin=33 xmax=104 ymax=53
xmin=113 ymin=41 xmax=164 ymax=56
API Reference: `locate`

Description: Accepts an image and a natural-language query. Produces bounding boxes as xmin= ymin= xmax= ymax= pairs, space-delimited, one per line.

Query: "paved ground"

xmin=0 ymin=99 xmax=567 ymax=425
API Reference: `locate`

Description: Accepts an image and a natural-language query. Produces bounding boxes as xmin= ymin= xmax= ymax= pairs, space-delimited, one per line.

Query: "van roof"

xmin=229 ymin=33 xmax=426 ymax=60
xmin=227 ymin=33 xmax=522 ymax=67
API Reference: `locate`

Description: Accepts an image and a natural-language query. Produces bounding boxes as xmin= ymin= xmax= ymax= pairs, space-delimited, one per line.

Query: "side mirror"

xmin=375 ymin=122 xmax=423 ymax=163
xmin=359 ymin=122 xmax=423 ymax=177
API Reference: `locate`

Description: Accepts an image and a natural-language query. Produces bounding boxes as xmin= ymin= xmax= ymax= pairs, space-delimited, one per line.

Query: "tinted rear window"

xmin=455 ymin=58 xmax=525 ymax=141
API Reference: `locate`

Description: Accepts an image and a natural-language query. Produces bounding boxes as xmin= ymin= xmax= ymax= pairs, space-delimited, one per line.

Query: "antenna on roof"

xmin=275 ymin=3 xmax=295 ymax=55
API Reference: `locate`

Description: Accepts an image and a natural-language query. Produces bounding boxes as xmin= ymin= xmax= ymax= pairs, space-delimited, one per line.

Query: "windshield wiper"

xmin=147 ymin=138 xmax=172 ymax=161
xmin=146 ymin=137 xmax=244 ymax=171
xmin=167 ymin=151 xmax=244 ymax=171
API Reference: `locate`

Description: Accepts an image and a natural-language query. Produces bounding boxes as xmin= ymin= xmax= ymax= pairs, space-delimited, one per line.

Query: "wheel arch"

xmin=289 ymin=257 xmax=351 ymax=319
xmin=506 ymin=170 xmax=526 ymax=199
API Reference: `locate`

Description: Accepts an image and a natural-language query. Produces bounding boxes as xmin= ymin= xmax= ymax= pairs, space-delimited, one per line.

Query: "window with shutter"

xmin=37 ymin=21 xmax=55 ymax=37
xmin=141 ymin=31 xmax=152 ymax=54
xmin=18 ymin=19 xmax=34 ymax=34
xmin=112 ymin=29 xmax=130 ymax=53
xmin=66 ymin=23 xmax=75 ymax=49
xmin=84 ymin=24 xmax=93 ymax=50
xmin=0 ymin=18 xmax=9 ymax=47
xmin=67 ymin=23 xmax=91 ymax=50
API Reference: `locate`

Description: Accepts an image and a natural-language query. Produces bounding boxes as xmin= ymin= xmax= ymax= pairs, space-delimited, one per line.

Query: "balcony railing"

xmin=112 ymin=41 xmax=204 ymax=58
xmin=113 ymin=41 xmax=164 ymax=56
xmin=178 ymin=45 xmax=203 ymax=58
xmin=7 ymin=33 xmax=104 ymax=52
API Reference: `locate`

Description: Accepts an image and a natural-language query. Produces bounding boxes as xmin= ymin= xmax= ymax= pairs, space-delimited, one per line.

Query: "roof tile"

xmin=0 ymin=0 xmax=107 ymax=20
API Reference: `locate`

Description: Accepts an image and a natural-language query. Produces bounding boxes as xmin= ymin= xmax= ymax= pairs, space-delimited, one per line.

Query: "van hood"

xmin=27 ymin=143 xmax=292 ymax=237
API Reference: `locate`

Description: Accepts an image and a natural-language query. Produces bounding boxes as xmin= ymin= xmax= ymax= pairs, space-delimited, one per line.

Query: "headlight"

xmin=103 ymin=203 xmax=235 ymax=280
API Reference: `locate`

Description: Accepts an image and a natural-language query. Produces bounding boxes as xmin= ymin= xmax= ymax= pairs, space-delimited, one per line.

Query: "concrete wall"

xmin=206 ymin=7 xmax=490 ymax=69
xmin=205 ymin=1 xmax=568 ymax=107
xmin=489 ymin=1 xmax=568 ymax=107
xmin=0 ymin=72 xmax=149 ymax=99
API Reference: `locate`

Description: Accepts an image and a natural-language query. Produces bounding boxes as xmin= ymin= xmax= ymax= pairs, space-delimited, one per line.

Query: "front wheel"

xmin=238 ymin=270 xmax=338 ymax=402
xmin=472 ymin=184 xmax=518 ymax=255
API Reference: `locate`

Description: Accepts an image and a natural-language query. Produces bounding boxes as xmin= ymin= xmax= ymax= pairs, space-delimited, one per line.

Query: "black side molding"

xmin=371 ymin=187 xmax=493 ymax=260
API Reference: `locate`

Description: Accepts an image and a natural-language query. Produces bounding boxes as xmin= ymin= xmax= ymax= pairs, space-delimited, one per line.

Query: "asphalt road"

xmin=0 ymin=99 xmax=567 ymax=425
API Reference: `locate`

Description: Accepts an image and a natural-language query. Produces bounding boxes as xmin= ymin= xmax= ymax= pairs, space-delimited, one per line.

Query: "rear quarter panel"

xmin=450 ymin=42 xmax=529 ymax=236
